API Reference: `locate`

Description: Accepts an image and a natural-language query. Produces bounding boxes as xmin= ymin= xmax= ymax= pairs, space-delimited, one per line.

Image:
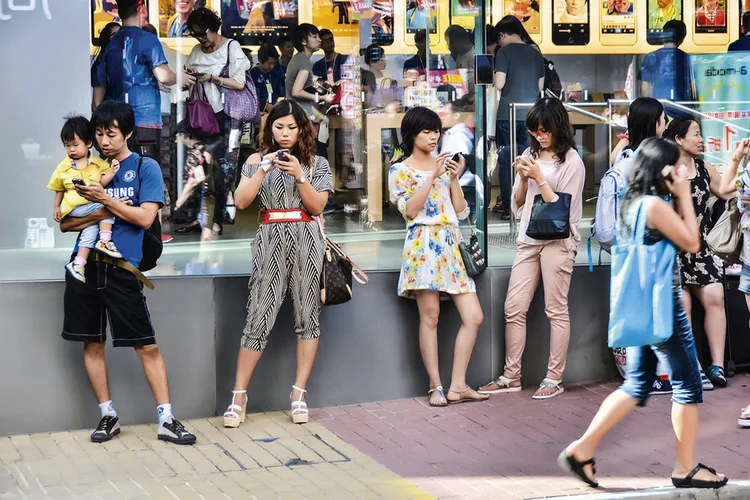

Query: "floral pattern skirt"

xmin=397 ymin=224 xmax=476 ymax=299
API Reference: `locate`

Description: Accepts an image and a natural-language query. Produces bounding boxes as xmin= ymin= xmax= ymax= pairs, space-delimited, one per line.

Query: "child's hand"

xmin=110 ymin=159 xmax=120 ymax=173
xmin=53 ymin=207 xmax=61 ymax=223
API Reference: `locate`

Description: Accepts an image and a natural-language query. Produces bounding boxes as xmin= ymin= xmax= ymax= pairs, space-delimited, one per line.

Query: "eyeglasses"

xmin=189 ymin=29 xmax=209 ymax=39
xmin=529 ymin=130 xmax=552 ymax=138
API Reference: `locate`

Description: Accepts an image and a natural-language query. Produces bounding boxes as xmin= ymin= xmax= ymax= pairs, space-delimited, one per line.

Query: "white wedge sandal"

xmin=290 ymin=385 xmax=309 ymax=424
xmin=223 ymin=390 xmax=247 ymax=428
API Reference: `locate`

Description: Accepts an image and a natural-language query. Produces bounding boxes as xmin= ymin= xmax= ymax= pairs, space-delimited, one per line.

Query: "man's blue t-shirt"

xmin=312 ymin=54 xmax=346 ymax=83
xmin=638 ymin=47 xmax=692 ymax=102
xmin=272 ymin=61 xmax=288 ymax=99
xmin=92 ymin=26 xmax=168 ymax=128
xmin=75 ymin=154 xmax=164 ymax=268
xmin=250 ymin=66 xmax=284 ymax=109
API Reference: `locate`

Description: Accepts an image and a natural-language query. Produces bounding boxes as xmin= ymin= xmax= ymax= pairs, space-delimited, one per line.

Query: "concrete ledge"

xmin=547 ymin=481 xmax=750 ymax=499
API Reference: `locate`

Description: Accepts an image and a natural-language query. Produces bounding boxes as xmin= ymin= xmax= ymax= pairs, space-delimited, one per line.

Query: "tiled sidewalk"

xmin=313 ymin=373 xmax=750 ymax=500
xmin=0 ymin=413 xmax=430 ymax=499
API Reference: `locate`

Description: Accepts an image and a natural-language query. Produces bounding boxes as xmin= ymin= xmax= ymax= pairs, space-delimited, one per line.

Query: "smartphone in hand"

xmin=276 ymin=149 xmax=289 ymax=162
xmin=71 ymin=178 xmax=86 ymax=187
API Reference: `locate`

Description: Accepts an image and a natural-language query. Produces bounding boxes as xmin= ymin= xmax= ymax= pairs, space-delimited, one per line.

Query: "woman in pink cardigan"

xmin=479 ymin=97 xmax=586 ymax=399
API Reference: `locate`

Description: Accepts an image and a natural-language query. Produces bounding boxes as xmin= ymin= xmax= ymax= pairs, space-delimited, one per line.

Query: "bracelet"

xmin=732 ymin=156 xmax=742 ymax=162
xmin=537 ymin=180 xmax=548 ymax=189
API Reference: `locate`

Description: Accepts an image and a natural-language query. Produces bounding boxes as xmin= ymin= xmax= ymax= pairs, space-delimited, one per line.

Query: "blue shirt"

xmin=273 ymin=61 xmax=288 ymax=97
xmin=75 ymin=154 xmax=165 ymax=268
xmin=638 ymin=47 xmax=692 ymax=102
xmin=92 ymin=26 xmax=168 ymax=128
xmin=168 ymin=18 xmax=188 ymax=38
xmin=312 ymin=54 xmax=346 ymax=83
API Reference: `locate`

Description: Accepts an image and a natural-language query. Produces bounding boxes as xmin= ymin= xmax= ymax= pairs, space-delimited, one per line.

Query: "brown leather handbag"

xmin=317 ymin=218 xmax=368 ymax=306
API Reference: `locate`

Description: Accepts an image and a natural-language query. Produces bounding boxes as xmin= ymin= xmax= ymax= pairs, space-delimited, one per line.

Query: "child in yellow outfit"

xmin=48 ymin=116 xmax=121 ymax=283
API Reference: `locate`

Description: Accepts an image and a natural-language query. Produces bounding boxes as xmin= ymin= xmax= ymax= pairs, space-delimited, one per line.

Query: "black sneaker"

xmin=91 ymin=415 xmax=121 ymax=443
xmin=651 ymin=378 xmax=673 ymax=395
xmin=157 ymin=417 xmax=196 ymax=445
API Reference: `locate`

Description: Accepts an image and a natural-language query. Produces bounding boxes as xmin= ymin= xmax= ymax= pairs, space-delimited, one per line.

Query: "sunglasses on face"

xmin=529 ymin=130 xmax=552 ymax=138
xmin=189 ymin=29 xmax=209 ymax=38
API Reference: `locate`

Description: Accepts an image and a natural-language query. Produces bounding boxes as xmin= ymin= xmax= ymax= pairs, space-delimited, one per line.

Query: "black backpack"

xmin=136 ymin=156 xmax=163 ymax=272
xmin=543 ymin=58 xmax=563 ymax=99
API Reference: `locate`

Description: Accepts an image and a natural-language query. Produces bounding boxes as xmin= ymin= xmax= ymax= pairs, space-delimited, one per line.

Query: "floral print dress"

xmin=389 ymin=162 xmax=475 ymax=299
xmin=679 ymin=158 xmax=723 ymax=287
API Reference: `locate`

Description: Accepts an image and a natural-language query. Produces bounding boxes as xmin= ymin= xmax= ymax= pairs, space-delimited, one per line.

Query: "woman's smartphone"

xmin=552 ymin=0 xmax=590 ymax=45
xmin=276 ymin=149 xmax=289 ymax=162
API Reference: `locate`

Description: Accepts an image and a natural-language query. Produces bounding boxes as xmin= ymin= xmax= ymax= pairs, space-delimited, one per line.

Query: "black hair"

xmin=662 ymin=19 xmax=687 ymax=45
xmin=91 ymin=101 xmax=135 ymax=138
xmin=445 ymin=25 xmax=473 ymax=52
xmin=525 ymin=97 xmax=576 ymax=163
xmin=292 ymin=23 xmax=320 ymax=52
xmin=258 ymin=44 xmax=279 ymax=63
xmin=61 ymin=115 xmax=94 ymax=145
xmin=260 ymin=101 xmax=317 ymax=170
xmin=142 ymin=24 xmax=157 ymax=36
xmin=400 ymin=106 xmax=442 ymax=157
xmin=663 ymin=116 xmax=699 ymax=143
xmin=627 ymin=97 xmax=665 ymax=151
xmin=278 ymin=34 xmax=293 ymax=50
xmin=202 ymin=136 xmax=224 ymax=195
xmin=93 ymin=22 xmax=120 ymax=67
xmin=117 ymin=0 xmax=142 ymax=20
xmin=186 ymin=7 xmax=222 ymax=33
xmin=242 ymin=48 xmax=253 ymax=65
xmin=621 ymin=137 xmax=680 ymax=216
xmin=448 ymin=93 xmax=475 ymax=113
xmin=485 ymin=24 xmax=497 ymax=48
xmin=495 ymin=15 xmax=537 ymax=48
xmin=364 ymin=44 xmax=385 ymax=65
xmin=743 ymin=11 xmax=750 ymax=34
xmin=320 ymin=28 xmax=334 ymax=38
xmin=414 ymin=29 xmax=426 ymax=44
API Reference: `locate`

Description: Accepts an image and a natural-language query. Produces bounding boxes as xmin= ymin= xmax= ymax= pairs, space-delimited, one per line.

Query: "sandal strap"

xmin=684 ymin=463 xmax=713 ymax=483
xmin=497 ymin=375 xmax=519 ymax=387
xmin=540 ymin=378 xmax=562 ymax=389
xmin=428 ymin=386 xmax=446 ymax=402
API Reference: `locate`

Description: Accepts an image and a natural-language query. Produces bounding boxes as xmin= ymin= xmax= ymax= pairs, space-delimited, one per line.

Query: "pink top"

xmin=511 ymin=148 xmax=586 ymax=246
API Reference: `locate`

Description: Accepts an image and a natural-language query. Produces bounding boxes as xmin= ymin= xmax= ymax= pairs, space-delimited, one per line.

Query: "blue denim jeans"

xmin=496 ymin=120 xmax=529 ymax=211
xmin=618 ymin=297 xmax=703 ymax=406
xmin=68 ymin=202 xmax=114 ymax=249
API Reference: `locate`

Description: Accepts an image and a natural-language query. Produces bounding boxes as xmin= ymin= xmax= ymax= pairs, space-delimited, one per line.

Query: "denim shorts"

xmin=739 ymin=264 xmax=750 ymax=294
xmin=618 ymin=296 xmax=703 ymax=406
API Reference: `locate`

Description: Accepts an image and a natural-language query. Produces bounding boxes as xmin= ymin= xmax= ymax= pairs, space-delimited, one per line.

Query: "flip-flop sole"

xmin=447 ymin=396 xmax=490 ymax=404
xmin=532 ymin=387 xmax=565 ymax=400
xmin=478 ymin=385 xmax=522 ymax=394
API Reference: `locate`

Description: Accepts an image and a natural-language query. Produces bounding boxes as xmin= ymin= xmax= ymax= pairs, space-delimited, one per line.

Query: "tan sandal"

xmin=223 ymin=390 xmax=247 ymax=428
xmin=428 ymin=386 xmax=448 ymax=407
xmin=532 ymin=378 xmax=564 ymax=400
xmin=478 ymin=375 xmax=522 ymax=394
xmin=447 ymin=386 xmax=490 ymax=404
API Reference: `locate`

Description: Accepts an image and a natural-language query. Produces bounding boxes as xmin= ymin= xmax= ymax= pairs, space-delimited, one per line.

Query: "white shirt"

xmin=187 ymin=39 xmax=251 ymax=113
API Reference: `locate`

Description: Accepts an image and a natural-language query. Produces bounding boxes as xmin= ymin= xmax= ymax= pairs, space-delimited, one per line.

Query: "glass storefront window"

xmin=2 ymin=0 xmax=749 ymax=282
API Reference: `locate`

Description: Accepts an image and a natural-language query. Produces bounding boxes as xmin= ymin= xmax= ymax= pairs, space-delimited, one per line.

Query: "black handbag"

xmin=526 ymin=192 xmax=572 ymax=240
xmin=317 ymin=218 xmax=368 ymax=306
xmin=459 ymin=228 xmax=486 ymax=277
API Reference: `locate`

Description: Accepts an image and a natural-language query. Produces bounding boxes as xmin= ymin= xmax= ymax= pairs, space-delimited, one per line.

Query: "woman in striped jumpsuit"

xmin=223 ymin=101 xmax=333 ymax=428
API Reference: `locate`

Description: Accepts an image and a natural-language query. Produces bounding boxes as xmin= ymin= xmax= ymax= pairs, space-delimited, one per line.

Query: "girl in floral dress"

xmin=389 ymin=106 xmax=488 ymax=407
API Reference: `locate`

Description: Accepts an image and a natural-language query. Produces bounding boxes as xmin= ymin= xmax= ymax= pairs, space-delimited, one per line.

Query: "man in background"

xmin=729 ymin=12 xmax=750 ymax=51
xmin=313 ymin=29 xmax=347 ymax=84
xmin=251 ymin=44 xmax=284 ymax=112
xmin=275 ymin=34 xmax=295 ymax=81
xmin=638 ymin=20 xmax=692 ymax=115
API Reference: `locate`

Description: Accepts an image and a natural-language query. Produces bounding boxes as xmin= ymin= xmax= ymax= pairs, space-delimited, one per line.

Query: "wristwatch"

xmin=295 ymin=175 xmax=307 ymax=184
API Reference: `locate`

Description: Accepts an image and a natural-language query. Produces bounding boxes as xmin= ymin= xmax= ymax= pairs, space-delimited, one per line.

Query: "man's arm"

xmin=92 ymin=86 xmax=106 ymax=111
xmin=73 ymin=182 xmax=158 ymax=230
xmin=494 ymin=71 xmax=506 ymax=92
xmin=59 ymin=207 xmax=112 ymax=233
xmin=153 ymin=64 xmax=177 ymax=87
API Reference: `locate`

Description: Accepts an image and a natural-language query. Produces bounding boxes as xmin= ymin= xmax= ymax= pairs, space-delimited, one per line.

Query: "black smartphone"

xmin=276 ymin=149 xmax=289 ymax=161
xmin=646 ymin=0 xmax=682 ymax=44
xmin=552 ymin=0 xmax=590 ymax=45
xmin=452 ymin=153 xmax=462 ymax=162
xmin=475 ymin=54 xmax=494 ymax=85
xmin=71 ymin=178 xmax=86 ymax=186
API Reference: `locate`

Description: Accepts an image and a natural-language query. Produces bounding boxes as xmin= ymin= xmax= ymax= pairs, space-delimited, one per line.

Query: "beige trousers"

xmin=503 ymin=239 xmax=577 ymax=382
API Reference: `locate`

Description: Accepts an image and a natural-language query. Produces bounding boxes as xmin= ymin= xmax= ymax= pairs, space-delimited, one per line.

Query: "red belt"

xmin=262 ymin=209 xmax=314 ymax=224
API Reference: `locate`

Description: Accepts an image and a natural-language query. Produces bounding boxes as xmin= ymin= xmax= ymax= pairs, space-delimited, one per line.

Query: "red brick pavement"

xmin=312 ymin=374 xmax=750 ymax=499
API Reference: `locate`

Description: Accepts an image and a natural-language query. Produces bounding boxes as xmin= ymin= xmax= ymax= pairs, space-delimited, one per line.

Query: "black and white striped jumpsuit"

xmin=241 ymin=156 xmax=333 ymax=351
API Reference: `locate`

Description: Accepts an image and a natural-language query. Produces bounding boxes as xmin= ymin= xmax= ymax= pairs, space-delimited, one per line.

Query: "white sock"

xmin=157 ymin=403 xmax=173 ymax=426
xmin=99 ymin=400 xmax=117 ymax=418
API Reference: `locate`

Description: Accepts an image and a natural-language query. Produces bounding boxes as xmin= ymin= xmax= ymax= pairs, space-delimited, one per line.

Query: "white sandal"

xmin=532 ymin=378 xmax=564 ymax=400
xmin=223 ymin=390 xmax=247 ymax=428
xmin=290 ymin=385 xmax=309 ymax=424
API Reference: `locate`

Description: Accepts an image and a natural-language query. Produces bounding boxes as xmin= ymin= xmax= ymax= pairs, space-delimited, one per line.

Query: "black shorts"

xmin=62 ymin=262 xmax=156 ymax=347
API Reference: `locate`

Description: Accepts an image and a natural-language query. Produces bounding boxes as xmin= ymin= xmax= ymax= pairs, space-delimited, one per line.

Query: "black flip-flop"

xmin=557 ymin=450 xmax=599 ymax=488
xmin=672 ymin=463 xmax=728 ymax=489
xmin=174 ymin=224 xmax=201 ymax=234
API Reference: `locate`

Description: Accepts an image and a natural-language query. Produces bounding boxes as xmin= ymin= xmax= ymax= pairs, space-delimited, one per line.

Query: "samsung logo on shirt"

xmin=107 ymin=187 xmax=135 ymax=198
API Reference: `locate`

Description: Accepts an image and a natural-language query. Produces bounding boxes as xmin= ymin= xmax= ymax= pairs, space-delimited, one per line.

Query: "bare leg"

xmin=232 ymin=347 xmax=264 ymax=406
xmin=84 ymin=341 xmax=110 ymax=403
xmin=671 ymin=403 xmax=725 ymax=482
xmin=99 ymin=221 xmax=113 ymax=232
xmin=565 ymin=390 xmax=639 ymax=482
xmin=134 ymin=345 xmax=170 ymax=405
xmin=694 ymin=284 xmax=726 ymax=368
xmin=292 ymin=339 xmax=320 ymax=402
xmin=415 ymin=290 xmax=443 ymax=404
xmin=447 ymin=293 xmax=484 ymax=395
